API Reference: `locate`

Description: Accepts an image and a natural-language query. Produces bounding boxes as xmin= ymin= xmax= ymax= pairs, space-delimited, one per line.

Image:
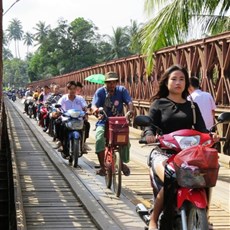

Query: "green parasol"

xmin=85 ymin=74 xmax=105 ymax=84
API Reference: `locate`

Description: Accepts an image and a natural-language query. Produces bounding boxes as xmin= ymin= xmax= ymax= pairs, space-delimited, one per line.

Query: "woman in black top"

xmin=145 ymin=65 xmax=207 ymax=230
xmin=146 ymin=98 xmax=207 ymax=135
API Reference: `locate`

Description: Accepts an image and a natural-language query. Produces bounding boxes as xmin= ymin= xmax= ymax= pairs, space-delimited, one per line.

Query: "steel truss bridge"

xmin=28 ymin=31 xmax=230 ymax=154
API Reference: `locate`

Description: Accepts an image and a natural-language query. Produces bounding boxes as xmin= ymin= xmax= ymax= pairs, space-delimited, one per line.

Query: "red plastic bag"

xmin=174 ymin=145 xmax=219 ymax=169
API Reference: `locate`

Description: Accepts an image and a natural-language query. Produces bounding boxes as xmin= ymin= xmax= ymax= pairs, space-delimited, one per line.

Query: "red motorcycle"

xmin=135 ymin=112 xmax=230 ymax=230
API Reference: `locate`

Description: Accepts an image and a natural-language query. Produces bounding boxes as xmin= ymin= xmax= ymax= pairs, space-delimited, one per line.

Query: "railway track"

xmin=5 ymin=98 xmax=230 ymax=229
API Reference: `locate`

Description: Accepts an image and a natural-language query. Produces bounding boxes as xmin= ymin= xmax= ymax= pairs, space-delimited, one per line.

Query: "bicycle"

xmin=99 ymin=108 xmax=131 ymax=197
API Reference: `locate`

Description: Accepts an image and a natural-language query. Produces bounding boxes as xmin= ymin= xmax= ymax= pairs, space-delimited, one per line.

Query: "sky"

xmin=3 ymin=0 xmax=148 ymax=58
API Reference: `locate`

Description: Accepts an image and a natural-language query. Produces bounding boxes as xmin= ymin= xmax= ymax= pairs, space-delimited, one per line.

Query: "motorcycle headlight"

xmin=174 ymin=135 xmax=200 ymax=149
xmin=66 ymin=119 xmax=84 ymax=130
xmin=67 ymin=109 xmax=84 ymax=118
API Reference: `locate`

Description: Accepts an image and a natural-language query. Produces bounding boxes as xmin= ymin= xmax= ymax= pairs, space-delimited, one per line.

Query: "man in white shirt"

xmin=56 ymin=81 xmax=88 ymax=156
xmin=188 ymin=77 xmax=216 ymax=130
xmin=57 ymin=91 xmax=87 ymax=111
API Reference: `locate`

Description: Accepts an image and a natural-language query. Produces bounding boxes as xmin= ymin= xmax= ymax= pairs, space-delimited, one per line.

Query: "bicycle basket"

xmin=108 ymin=117 xmax=129 ymax=145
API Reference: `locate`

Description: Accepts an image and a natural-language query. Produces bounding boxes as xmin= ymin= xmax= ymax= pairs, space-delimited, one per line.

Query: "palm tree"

xmin=141 ymin=0 xmax=230 ymax=73
xmin=6 ymin=18 xmax=23 ymax=58
xmin=23 ymin=32 xmax=34 ymax=54
xmin=33 ymin=21 xmax=51 ymax=46
xmin=127 ymin=20 xmax=143 ymax=54
xmin=107 ymin=27 xmax=131 ymax=59
xmin=3 ymin=32 xmax=9 ymax=46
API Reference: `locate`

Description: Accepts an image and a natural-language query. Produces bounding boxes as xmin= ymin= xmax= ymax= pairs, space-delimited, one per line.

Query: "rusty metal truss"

xmin=28 ymin=32 xmax=230 ymax=154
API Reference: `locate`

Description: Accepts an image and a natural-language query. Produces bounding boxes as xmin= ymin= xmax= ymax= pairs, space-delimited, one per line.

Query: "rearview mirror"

xmin=217 ymin=112 xmax=230 ymax=124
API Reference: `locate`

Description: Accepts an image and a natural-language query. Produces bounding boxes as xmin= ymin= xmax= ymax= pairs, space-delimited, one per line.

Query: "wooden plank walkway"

xmin=6 ymin=100 xmax=99 ymax=229
xmin=5 ymin=98 xmax=230 ymax=229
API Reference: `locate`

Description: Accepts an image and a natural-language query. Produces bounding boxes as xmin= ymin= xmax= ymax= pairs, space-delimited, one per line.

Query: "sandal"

xmin=122 ymin=164 xmax=130 ymax=176
xmin=96 ymin=169 xmax=106 ymax=176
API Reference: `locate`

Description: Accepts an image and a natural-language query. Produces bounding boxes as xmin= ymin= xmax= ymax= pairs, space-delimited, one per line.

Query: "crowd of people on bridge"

xmin=14 ymin=72 xmax=135 ymax=176
xmin=7 ymin=66 xmax=218 ymax=230
xmin=8 ymin=67 xmax=216 ymax=173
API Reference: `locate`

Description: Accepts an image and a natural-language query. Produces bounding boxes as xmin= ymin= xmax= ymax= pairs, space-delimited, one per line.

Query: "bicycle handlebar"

xmin=139 ymin=137 xmax=147 ymax=144
xmin=219 ymin=137 xmax=227 ymax=142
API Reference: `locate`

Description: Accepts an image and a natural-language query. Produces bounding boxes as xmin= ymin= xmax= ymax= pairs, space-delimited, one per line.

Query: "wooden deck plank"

xmin=7 ymin=102 xmax=99 ymax=229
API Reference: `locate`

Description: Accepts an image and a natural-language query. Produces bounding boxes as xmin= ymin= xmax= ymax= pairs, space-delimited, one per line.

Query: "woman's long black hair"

xmin=151 ymin=64 xmax=190 ymax=102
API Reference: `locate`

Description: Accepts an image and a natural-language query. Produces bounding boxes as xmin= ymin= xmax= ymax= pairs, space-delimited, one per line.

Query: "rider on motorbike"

xmin=142 ymin=65 xmax=219 ymax=230
xmin=23 ymin=86 xmax=34 ymax=114
xmin=37 ymin=85 xmax=51 ymax=126
xmin=56 ymin=81 xmax=88 ymax=157
xmin=43 ymin=84 xmax=62 ymax=133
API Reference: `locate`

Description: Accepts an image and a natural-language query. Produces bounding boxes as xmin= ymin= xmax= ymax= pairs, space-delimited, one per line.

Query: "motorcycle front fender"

xmin=68 ymin=131 xmax=80 ymax=140
xmin=177 ymin=187 xmax=208 ymax=209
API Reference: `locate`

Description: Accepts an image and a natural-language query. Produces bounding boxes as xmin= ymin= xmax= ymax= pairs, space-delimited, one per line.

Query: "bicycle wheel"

xmin=105 ymin=147 xmax=112 ymax=188
xmin=187 ymin=205 xmax=209 ymax=230
xmin=105 ymin=167 xmax=112 ymax=188
xmin=112 ymin=149 xmax=122 ymax=197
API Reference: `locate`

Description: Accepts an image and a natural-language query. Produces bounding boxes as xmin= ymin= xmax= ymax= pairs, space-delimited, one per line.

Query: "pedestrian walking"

xmin=188 ymin=76 xmax=216 ymax=130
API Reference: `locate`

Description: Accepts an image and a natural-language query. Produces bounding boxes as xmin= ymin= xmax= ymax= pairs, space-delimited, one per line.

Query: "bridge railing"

xmin=28 ymin=32 xmax=230 ymax=154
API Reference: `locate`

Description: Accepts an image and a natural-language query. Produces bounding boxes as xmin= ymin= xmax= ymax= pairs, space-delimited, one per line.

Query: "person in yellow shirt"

xmin=33 ymin=86 xmax=41 ymax=100
xmin=32 ymin=86 xmax=42 ymax=119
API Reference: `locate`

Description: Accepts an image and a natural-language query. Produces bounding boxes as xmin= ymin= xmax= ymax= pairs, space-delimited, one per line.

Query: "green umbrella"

xmin=85 ymin=74 xmax=105 ymax=84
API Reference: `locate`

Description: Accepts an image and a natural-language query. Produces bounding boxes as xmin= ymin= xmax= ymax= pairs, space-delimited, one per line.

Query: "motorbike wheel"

xmin=72 ymin=139 xmax=80 ymax=168
xmin=112 ymin=150 xmax=122 ymax=197
xmin=187 ymin=206 xmax=209 ymax=230
xmin=28 ymin=109 xmax=32 ymax=118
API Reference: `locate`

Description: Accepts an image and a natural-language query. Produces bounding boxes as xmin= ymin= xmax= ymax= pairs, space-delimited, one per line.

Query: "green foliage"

xmin=3 ymin=47 xmax=13 ymax=60
xmin=3 ymin=58 xmax=29 ymax=87
xmin=142 ymin=0 xmax=230 ymax=74
xmin=6 ymin=18 xmax=24 ymax=58
xmin=23 ymin=32 xmax=34 ymax=54
xmin=127 ymin=20 xmax=143 ymax=54
xmin=70 ymin=17 xmax=96 ymax=42
xmin=4 ymin=2 xmax=230 ymax=84
xmin=4 ymin=17 xmax=143 ymax=84
xmin=106 ymin=27 xmax=133 ymax=59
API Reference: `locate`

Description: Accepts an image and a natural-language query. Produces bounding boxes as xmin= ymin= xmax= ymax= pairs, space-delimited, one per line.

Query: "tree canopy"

xmin=141 ymin=0 xmax=230 ymax=73
xmin=4 ymin=1 xmax=230 ymax=87
xmin=4 ymin=17 xmax=142 ymax=87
